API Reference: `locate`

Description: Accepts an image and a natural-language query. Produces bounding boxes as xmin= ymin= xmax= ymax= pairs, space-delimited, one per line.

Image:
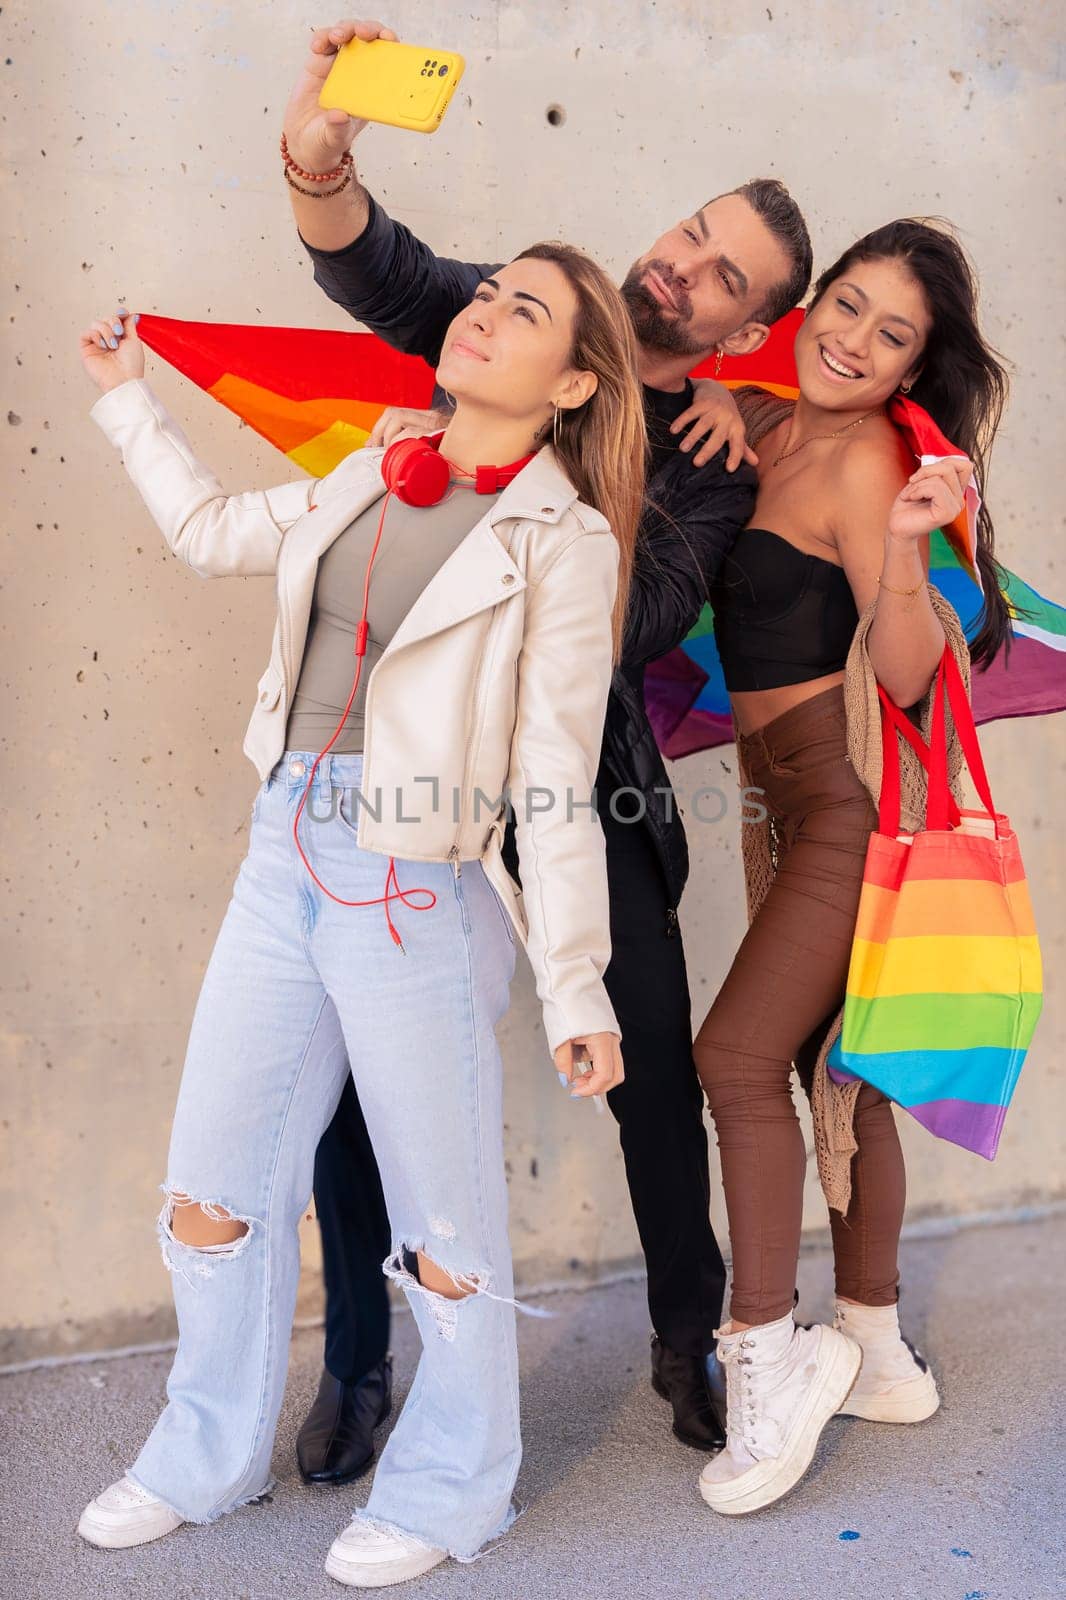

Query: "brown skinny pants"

xmin=692 ymin=685 xmax=905 ymax=1326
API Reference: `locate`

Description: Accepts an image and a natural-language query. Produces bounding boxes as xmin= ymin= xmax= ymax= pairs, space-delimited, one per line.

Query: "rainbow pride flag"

xmin=138 ymin=310 xmax=1066 ymax=752
xmin=138 ymin=314 xmax=437 ymax=476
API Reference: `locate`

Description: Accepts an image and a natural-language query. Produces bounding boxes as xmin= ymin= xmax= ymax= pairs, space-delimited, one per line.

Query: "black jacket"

xmin=303 ymin=197 xmax=756 ymax=910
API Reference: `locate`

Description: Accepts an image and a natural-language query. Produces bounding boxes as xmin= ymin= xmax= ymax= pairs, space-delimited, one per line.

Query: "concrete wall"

xmin=3 ymin=1 xmax=1063 ymax=1362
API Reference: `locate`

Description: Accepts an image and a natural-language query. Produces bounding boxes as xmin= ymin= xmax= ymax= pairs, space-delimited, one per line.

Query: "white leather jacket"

xmin=90 ymin=378 xmax=621 ymax=1052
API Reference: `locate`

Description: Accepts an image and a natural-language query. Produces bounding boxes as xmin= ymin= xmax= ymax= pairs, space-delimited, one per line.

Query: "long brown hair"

xmin=516 ymin=242 xmax=646 ymax=664
xmin=810 ymin=220 xmax=1011 ymax=668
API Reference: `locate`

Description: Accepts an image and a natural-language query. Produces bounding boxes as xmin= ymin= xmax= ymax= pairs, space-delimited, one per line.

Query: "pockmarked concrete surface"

xmin=1 ymin=1216 xmax=1061 ymax=1600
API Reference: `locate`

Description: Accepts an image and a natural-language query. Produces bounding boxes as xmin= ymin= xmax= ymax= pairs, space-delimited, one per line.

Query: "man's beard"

xmin=620 ymin=260 xmax=705 ymax=358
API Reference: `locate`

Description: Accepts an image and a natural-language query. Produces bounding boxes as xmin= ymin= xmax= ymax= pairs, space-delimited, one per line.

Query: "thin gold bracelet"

xmin=877 ymin=574 xmax=926 ymax=598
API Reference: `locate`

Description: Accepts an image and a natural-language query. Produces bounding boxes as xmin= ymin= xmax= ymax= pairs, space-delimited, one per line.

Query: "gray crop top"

xmin=285 ymin=483 xmax=501 ymax=754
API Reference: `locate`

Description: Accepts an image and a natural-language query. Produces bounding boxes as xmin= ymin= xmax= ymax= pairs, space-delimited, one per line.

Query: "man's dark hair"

xmin=711 ymin=177 xmax=813 ymax=326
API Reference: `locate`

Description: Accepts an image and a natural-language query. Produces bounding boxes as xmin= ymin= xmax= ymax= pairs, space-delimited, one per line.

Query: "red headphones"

xmin=382 ymin=432 xmax=535 ymax=505
xmin=291 ymin=431 xmax=535 ymax=951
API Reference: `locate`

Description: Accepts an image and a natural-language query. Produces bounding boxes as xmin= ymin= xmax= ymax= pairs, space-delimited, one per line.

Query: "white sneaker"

xmin=325 ymin=1517 xmax=448 ymax=1588
xmin=698 ymin=1314 xmax=861 ymax=1516
xmin=77 ymin=1475 xmax=184 ymax=1549
xmin=834 ymin=1299 xmax=940 ymax=1423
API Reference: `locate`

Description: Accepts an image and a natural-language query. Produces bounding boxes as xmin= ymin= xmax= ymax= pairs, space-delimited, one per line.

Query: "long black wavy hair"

xmin=810 ymin=219 xmax=1012 ymax=668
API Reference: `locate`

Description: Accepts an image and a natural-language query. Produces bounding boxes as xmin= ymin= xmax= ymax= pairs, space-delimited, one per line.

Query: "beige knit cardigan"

xmin=730 ymin=388 xmax=973 ymax=1212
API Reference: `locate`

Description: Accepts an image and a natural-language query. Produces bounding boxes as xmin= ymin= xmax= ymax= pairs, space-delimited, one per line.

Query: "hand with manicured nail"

xmin=553 ymin=1031 xmax=624 ymax=1102
xmin=78 ymin=308 xmax=146 ymax=394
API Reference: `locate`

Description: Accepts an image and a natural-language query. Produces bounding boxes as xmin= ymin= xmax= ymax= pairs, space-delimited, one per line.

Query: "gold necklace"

xmin=772 ymin=406 xmax=885 ymax=468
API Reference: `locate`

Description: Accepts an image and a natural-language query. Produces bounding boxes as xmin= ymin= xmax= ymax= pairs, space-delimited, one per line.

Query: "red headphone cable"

xmin=290 ymin=486 xmax=437 ymax=953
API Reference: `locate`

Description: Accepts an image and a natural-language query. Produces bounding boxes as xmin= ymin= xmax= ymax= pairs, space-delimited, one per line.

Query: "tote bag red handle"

xmin=877 ymin=645 xmax=998 ymax=837
xmin=927 ymin=647 xmax=999 ymax=834
xmin=877 ymin=682 xmax=961 ymax=835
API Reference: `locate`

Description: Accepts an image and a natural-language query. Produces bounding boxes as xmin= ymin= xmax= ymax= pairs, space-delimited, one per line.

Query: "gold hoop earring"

xmin=552 ymin=404 xmax=561 ymax=450
xmin=900 ymin=380 xmax=913 ymax=395
xmin=714 ymin=349 xmax=724 ymax=378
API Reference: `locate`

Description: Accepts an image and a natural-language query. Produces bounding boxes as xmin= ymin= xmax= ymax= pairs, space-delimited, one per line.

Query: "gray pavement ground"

xmin=1 ymin=1215 xmax=1062 ymax=1600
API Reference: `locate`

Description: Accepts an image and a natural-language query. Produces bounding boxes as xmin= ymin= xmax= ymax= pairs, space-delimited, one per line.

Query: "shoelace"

xmin=351 ymin=1515 xmax=433 ymax=1554
xmin=718 ymin=1336 xmax=759 ymax=1449
xmin=113 ymin=1478 xmax=159 ymax=1506
xmin=722 ymin=1327 xmax=813 ymax=1452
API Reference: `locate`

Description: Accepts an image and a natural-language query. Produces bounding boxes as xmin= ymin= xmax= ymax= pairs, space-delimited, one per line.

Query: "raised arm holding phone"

xmin=283 ymin=20 xmax=756 ymax=463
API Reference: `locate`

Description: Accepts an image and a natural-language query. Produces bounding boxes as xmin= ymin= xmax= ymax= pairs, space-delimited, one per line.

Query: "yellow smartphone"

xmin=318 ymin=38 xmax=465 ymax=134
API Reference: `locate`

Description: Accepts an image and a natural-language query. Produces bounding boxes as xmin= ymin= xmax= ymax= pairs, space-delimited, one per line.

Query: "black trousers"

xmin=312 ymin=1073 xmax=391 ymax=1384
xmin=312 ymin=793 xmax=727 ymax=1379
xmin=598 ymin=790 xmax=727 ymax=1357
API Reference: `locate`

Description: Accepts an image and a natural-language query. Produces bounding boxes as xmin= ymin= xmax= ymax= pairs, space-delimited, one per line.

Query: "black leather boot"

xmin=296 ymin=1356 xmax=394 ymax=1486
xmin=650 ymin=1335 xmax=727 ymax=1451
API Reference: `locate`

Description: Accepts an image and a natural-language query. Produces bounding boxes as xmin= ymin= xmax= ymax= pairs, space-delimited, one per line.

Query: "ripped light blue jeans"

xmin=128 ymin=751 xmax=521 ymax=1561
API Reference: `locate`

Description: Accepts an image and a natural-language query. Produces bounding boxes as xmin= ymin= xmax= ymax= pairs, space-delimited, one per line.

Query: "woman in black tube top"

xmin=690 ymin=221 xmax=1013 ymax=1518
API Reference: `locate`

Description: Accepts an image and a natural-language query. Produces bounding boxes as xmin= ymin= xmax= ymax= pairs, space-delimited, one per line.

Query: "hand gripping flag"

xmin=137 ymin=310 xmax=1066 ymax=753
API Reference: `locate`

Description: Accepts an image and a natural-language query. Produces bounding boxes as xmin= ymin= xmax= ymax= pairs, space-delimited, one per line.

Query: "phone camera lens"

xmin=438 ymin=64 xmax=449 ymax=76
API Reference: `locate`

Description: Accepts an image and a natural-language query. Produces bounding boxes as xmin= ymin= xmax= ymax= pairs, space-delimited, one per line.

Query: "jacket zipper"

xmin=450 ymin=599 xmax=506 ymax=871
xmin=359 ymin=650 xmax=388 ymax=843
xmin=276 ymin=535 xmax=295 ymax=704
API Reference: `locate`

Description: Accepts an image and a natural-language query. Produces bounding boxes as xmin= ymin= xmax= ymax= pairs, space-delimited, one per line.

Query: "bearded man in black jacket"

xmin=281 ymin=18 xmax=813 ymax=1487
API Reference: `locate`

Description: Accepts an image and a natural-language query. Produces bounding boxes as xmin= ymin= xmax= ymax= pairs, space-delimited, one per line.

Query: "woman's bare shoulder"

xmin=834 ymin=421 xmax=913 ymax=496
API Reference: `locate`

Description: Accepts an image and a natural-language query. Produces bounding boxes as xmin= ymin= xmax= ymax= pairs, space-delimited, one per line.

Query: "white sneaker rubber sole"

xmin=698 ymin=1330 xmax=862 ymax=1516
xmin=839 ymin=1366 xmax=940 ymax=1423
xmin=76 ymin=1499 xmax=184 ymax=1549
xmin=324 ymin=1542 xmax=448 ymax=1588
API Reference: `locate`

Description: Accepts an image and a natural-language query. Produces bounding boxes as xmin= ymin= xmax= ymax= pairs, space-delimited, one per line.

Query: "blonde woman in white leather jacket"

xmin=75 ymin=242 xmax=645 ymax=1588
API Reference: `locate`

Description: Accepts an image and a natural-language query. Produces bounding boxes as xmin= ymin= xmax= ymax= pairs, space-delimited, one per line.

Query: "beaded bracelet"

xmin=284 ymin=165 xmax=353 ymax=200
xmin=280 ymin=132 xmax=353 ymax=183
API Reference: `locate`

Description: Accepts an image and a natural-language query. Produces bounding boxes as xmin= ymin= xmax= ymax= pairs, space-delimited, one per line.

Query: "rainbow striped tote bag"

xmin=827 ymin=645 xmax=1042 ymax=1159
